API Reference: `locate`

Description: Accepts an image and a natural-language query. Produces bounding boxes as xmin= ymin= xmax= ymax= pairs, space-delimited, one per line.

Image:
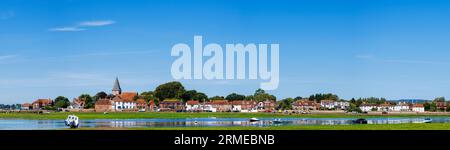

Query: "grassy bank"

xmin=2 ymin=112 xmax=450 ymax=120
xmin=76 ymin=123 xmax=450 ymax=130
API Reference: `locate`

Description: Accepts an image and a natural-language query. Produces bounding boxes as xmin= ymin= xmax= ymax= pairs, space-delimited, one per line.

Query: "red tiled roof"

xmin=112 ymin=96 xmax=134 ymax=103
xmin=32 ymin=99 xmax=53 ymax=105
xmin=136 ymin=99 xmax=147 ymax=104
xmin=22 ymin=103 xmax=31 ymax=107
xmin=321 ymin=100 xmax=335 ymax=103
xmin=412 ymin=104 xmax=424 ymax=107
xmin=73 ymin=98 xmax=85 ymax=104
xmin=120 ymin=92 xmax=138 ymax=101
xmin=211 ymin=100 xmax=229 ymax=105
xmin=186 ymin=100 xmax=200 ymax=105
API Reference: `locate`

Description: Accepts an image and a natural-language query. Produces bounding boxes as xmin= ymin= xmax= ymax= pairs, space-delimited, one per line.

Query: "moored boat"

xmin=352 ymin=118 xmax=368 ymax=124
xmin=249 ymin=118 xmax=260 ymax=122
xmin=65 ymin=115 xmax=80 ymax=128
xmin=423 ymin=118 xmax=432 ymax=123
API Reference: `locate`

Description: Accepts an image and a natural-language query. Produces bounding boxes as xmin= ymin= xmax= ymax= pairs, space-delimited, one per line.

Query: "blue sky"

xmin=1 ymin=0 xmax=450 ymax=103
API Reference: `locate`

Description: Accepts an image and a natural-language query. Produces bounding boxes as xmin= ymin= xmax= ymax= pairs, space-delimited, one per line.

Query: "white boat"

xmin=423 ymin=118 xmax=432 ymax=123
xmin=65 ymin=115 xmax=80 ymax=128
xmin=249 ymin=118 xmax=260 ymax=122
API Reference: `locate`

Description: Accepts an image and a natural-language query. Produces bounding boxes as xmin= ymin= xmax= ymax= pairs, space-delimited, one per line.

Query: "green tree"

xmin=254 ymin=88 xmax=265 ymax=96
xmin=309 ymin=93 xmax=339 ymax=103
xmin=225 ymin=93 xmax=246 ymax=101
xmin=430 ymin=103 xmax=437 ymax=112
xmin=245 ymin=95 xmax=255 ymax=101
xmin=154 ymin=81 xmax=186 ymax=101
xmin=210 ymin=96 xmax=225 ymax=100
xmin=253 ymin=89 xmax=276 ymax=102
xmin=93 ymin=91 xmax=108 ymax=103
xmin=424 ymin=102 xmax=431 ymax=111
xmin=277 ymin=98 xmax=294 ymax=110
xmin=54 ymin=96 xmax=70 ymax=108
xmin=140 ymin=91 xmax=156 ymax=102
xmin=79 ymin=94 xmax=94 ymax=109
xmin=294 ymin=96 xmax=303 ymax=100
xmin=180 ymin=90 xmax=197 ymax=102
xmin=193 ymin=92 xmax=208 ymax=102
xmin=434 ymin=97 xmax=446 ymax=102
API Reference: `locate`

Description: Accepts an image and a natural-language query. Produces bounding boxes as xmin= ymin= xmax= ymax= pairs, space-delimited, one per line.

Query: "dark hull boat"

xmin=352 ymin=118 xmax=368 ymax=124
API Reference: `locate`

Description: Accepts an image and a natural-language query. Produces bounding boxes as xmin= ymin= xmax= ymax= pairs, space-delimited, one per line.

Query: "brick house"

xmin=210 ymin=100 xmax=232 ymax=112
xmin=231 ymin=100 xmax=257 ymax=112
xmin=148 ymin=100 xmax=157 ymax=112
xmin=95 ymin=99 xmax=113 ymax=112
xmin=292 ymin=100 xmax=318 ymax=111
xmin=21 ymin=103 xmax=31 ymax=110
xmin=32 ymin=99 xmax=53 ymax=110
xmin=436 ymin=101 xmax=447 ymax=111
xmin=136 ymin=99 xmax=147 ymax=111
xmin=159 ymin=99 xmax=184 ymax=111
xmin=257 ymin=100 xmax=276 ymax=112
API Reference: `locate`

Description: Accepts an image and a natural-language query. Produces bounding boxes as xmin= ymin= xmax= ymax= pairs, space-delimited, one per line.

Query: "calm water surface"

xmin=1 ymin=117 xmax=449 ymax=130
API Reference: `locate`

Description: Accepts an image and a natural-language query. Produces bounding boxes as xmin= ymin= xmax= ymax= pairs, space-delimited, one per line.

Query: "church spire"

xmin=112 ymin=77 xmax=122 ymax=96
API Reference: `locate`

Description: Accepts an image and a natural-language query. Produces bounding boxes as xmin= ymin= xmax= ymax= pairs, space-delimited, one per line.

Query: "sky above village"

xmin=1 ymin=0 xmax=450 ymax=103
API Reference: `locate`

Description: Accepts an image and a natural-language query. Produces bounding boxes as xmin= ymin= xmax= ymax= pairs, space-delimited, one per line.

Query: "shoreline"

xmin=2 ymin=112 xmax=450 ymax=120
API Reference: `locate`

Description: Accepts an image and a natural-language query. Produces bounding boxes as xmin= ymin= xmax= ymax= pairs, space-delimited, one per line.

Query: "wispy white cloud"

xmin=0 ymin=55 xmax=17 ymax=61
xmin=0 ymin=11 xmax=15 ymax=20
xmin=49 ymin=20 xmax=115 ymax=32
xmin=49 ymin=27 xmax=86 ymax=32
xmin=79 ymin=20 xmax=115 ymax=27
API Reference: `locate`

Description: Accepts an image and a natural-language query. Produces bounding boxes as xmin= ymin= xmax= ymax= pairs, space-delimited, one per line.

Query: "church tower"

xmin=112 ymin=77 xmax=122 ymax=96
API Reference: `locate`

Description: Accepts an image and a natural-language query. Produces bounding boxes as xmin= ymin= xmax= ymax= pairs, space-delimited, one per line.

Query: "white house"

xmin=186 ymin=100 xmax=202 ymax=111
xmin=359 ymin=104 xmax=377 ymax=112
xmin=411 ymin=104 xmax=425 ymax=112
xmin=232 ymin=105 xmax=242 ymax=112
xmin=393 ymin=102 xmax=410 ymax=112
xmin=112 ymin=96 xmax=136 ymax=111
xmin=202 ymin=103 xmax=216 ymax=112
xmin=320 ymin=100 xmax=336 ymax=109
xmin=335 ymin=101 xmax=350 ymax=110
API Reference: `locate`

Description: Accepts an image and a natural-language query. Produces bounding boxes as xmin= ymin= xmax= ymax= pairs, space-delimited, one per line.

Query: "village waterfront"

xmin=2 ymin=79 xmax=450 ymax=130
xmin=2 ymin=111 xmax=450 ymax=130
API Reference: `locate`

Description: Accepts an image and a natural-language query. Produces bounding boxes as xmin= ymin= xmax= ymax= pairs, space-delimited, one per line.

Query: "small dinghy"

xmin=249 ymin=118 xmax=260 ymax=122
xmin=423 ymin=118 xmax=432 ymax=123
xmin=65 ymin=115 xmax=80 ymax=128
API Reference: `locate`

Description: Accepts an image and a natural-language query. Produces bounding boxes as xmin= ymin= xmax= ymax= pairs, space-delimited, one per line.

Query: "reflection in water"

xmin=1 ymin=117 xmax=450 ymax=130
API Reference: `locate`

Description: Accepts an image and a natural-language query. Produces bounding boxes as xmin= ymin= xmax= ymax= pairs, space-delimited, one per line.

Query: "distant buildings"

xmin=319 ymin=100 xmax=349 ymax=110
xmin=21 ymin=103 xmax=31 ymax=110
xmin=359 ymin=102 xmax=426 ymax=112
xmin=32 ymin=99 xmax=53 ymax=110
xmin=10 ymin=77 xmax=447 ymax=113
xmin=292 ymin=99 xmax=318 ymax=111
xmin=412 ymin=104 xmax=425 ymax=112
xmin=159 ymin=99 xmax=184 ymax=112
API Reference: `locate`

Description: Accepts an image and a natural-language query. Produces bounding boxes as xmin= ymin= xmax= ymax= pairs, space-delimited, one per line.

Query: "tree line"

xmin=3 ymin=81 xmax=449 ymax=112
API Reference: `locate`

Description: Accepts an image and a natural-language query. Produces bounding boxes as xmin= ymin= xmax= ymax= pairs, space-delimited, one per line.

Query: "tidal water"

xmin=0 ymin=117 xmax=449 ymax=130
